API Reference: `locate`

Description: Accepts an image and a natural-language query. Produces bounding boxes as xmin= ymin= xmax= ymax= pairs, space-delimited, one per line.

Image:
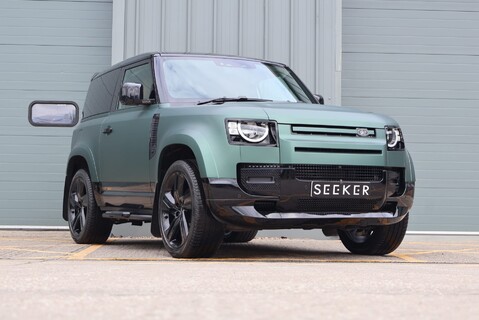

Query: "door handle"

xmin=102 ymin=126 xmax=113 ymax=135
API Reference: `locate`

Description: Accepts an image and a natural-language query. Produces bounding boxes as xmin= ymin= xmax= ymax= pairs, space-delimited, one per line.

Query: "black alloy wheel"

xmin=67 ymin=169 xmax=112 ymax=244
xmin=338 ymin=213 xmax=409 ymax=255
xmin=159 ymin=160 xmax=224 ymax=258
xmin=160 ymin=171 xmax=192 ymax=249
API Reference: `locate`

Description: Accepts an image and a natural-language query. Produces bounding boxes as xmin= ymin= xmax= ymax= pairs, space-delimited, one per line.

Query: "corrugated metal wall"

xmin=0 ymin=0 xmax=112 ymax=225
xmin=343 ymin=0 xmax=479 ymax=231
xmin=114 ymin=0 xmax=342 ymax=105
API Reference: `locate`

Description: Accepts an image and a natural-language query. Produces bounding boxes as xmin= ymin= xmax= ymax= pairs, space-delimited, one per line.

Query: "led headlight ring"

xmin=237 ymin=122 xmax=269 ymax=143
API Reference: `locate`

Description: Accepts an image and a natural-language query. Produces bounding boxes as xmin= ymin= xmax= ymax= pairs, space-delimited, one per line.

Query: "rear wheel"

xmin=67 ymin=169 xmax=112 ymax=244
xmin=158 ymin=160 xmax=224 ymax=258
xmin=338 ymin=213 xmax=409 ymax=255
xmin=224 ymin=230 xmax=258 ymax=243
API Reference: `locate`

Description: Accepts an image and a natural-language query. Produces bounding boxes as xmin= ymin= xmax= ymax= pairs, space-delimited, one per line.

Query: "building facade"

xmin=0 ymin=0 xmax=477 ymax=232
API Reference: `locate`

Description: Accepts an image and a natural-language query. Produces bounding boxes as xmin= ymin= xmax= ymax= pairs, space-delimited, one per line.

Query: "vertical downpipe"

xmin=213 ymin=0 xmax=217 ymax=52
xmin=186 ymin=0 xmax=191 ymax=52
xmin=289 ymin=0 xmax=294 ymax=68
xmin=238 ymin=0 xmax=243 ymax=56
xmin=263 ymin=0 xmax=268 ymax=59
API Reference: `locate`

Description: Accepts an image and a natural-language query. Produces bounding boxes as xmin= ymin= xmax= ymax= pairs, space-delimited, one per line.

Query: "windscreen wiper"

xmin=197 ymin=97 xmax=273 ymax=105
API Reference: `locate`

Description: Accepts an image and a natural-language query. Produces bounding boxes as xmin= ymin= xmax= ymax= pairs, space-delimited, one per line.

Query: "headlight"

xmin=385 ymin=126 xmax=405 ymax=150
xmin=227 ymin=120 xmax=278 ymax=146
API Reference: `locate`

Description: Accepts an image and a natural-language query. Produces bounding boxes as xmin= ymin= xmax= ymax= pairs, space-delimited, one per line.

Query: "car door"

xmin=98 ymin=61 xmax=158 ymax=209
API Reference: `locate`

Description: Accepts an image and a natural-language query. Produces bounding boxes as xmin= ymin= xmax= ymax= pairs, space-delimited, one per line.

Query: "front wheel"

xmin=158 ymin=160 xmax=224 ymax=258
xmin=338 ymin=213 xmax=409 ymax=255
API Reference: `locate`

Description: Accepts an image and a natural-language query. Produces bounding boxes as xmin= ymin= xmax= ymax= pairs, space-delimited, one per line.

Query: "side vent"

xmin=149 ymin=114 xmax=160 ymax=159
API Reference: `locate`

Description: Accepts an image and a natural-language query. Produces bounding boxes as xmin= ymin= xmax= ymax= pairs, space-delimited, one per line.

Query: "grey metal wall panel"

xmin=239 ymin=0 xmax=265 ymax=58
xmin=215 ymin=0 xmax=240 ymax=55
xmin=0 ymin=0 xmax=112 ymax=225
xmin=343 ymin=0 xmax=479 ymax=231
xmin=117 ymin=0 xmax=342 ymax=105
xmin=190 ymin=0 xmax=215 ymax=53
xmin=162 ymin=0 xmax=189 ymax=52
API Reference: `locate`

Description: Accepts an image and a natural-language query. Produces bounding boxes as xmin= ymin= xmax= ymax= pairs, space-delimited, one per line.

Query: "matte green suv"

xmin=63 ymin=53 xmax=415 ymax=258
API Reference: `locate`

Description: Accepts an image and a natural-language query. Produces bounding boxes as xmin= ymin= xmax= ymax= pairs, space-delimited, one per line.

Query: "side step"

xmin=102 ymin=211 xmax=152 ymax=222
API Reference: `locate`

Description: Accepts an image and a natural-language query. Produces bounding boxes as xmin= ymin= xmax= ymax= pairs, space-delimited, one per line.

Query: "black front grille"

xmin=297 ymin=198 xmax=382 ymax=213
xmin=291 ymin=125 xmax=376 ymax=137
xmin=293 ymin=165 xmax=384 ymax=182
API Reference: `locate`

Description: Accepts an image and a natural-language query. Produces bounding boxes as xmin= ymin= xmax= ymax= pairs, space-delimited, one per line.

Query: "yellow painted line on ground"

xmin=390 ymin=253 xmax=425 ymax=263
xmin=403 ymin=248 xmax=477 ymax=256
xmin=0 ymin=237 xmax=72 ymax=243
xmin=1 ymin=256 xmax=73 ymax=260
xmin=405 ymin=242 xmax=479 ymax=247
xmin=0 ymin=246 xmax=72 ymax=255
xmin=67 ymin=244 xmax=104 ymax=260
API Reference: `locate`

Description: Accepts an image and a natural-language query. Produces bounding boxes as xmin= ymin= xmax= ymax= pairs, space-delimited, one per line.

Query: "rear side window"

xmin=83 ymin=69 xmax=120 ymax=118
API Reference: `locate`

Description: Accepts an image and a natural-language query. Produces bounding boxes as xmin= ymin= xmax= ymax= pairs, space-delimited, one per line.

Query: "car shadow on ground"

xmin=104 ymin=237 xmax=385 ymax=261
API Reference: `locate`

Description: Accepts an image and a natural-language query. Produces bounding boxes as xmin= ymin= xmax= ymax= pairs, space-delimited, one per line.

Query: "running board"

xmin=102 ymin=212 xmax=152 ymax=222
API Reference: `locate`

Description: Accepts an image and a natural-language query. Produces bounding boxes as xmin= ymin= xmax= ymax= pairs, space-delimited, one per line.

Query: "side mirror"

xmin=313 ymin=94 xmax=324 ymax=105
xmin=28 ymin=101 xmax=79 ymax=127
xmin=120 ymin=82 xmax=154 ymax=105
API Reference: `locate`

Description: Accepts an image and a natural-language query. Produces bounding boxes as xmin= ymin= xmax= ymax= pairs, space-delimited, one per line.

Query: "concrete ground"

xmin=0 ymin=231 xmax=478 ymax=319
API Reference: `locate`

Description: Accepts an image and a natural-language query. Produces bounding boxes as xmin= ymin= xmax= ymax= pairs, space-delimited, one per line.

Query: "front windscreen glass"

xmin=159 ymin=57 xmax=313 ymax=103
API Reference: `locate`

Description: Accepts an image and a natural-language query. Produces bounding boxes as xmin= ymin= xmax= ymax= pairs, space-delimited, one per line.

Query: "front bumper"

xmin=203 ymin=164 xmax=414 ymax=230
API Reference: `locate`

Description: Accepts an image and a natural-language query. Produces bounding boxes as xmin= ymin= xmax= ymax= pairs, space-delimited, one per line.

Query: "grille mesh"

xmin=293 ymin=165 xmax=384 ymax=182
xmin=239 ymin=166 xmax=281 ymax=195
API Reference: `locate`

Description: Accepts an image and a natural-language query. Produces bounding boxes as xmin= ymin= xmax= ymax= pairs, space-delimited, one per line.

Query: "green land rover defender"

xmin=63 ymin=53 xmax=415 ymax=258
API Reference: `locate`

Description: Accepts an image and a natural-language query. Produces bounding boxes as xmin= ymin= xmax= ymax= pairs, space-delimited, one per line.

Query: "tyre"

xmin=158 ymin=160 xmax=224 ymax=258
xmin=224 ymin=230 xmax=258 ymax=243
xmin=338 ymin=213 xmax=409 ymax=255
xmin=67 ymin=169 xmax=113 ymax=244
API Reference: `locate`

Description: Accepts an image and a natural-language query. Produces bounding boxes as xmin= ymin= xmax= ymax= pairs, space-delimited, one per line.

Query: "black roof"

xmin=92 ymin=52 xmax=286 ymax=80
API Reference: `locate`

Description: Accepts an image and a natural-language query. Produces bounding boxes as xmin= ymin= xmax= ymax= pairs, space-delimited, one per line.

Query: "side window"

xmin=118 ymin=63 xmax=155 ymax=109
xmin=83 ymin=69 xmax=120 ymax=118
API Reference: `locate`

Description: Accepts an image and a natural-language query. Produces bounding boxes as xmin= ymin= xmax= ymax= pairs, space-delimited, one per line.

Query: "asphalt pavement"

xmin=0 ymin=230 xmax=478 ymax=319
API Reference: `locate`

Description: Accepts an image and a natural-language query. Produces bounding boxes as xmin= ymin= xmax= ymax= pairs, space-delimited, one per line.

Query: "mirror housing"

xmin=28 ymin=101 xmax=79 ymax=127
xmin=313 ymin=94 xmax=324 ymax=105
xmin=120 ymin=82 xmax=154 ymax=105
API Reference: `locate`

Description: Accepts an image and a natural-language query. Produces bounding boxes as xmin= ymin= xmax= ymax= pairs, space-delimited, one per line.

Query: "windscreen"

xmin=160 ymin=57 xmax=313 ymax=103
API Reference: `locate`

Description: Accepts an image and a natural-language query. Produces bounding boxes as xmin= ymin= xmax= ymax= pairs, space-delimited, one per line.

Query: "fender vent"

xmin=149 ymin=114 xmax=160 ymax=159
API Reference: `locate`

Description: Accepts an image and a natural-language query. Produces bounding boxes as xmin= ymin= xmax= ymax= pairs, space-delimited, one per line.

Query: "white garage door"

xmin=342 ymin=0 xmax=479 ymax=231
xmin=0 ymin=0 xmax=112 ymax=225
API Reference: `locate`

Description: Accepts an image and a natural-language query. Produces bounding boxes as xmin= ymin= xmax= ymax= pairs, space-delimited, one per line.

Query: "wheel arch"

xmin=151 ymin=143 xmax=202 ymax=237
xmin=155 ymin=132 xmax=219 ymax=181
xmin=62 ymin=153 xmax=95 ymax=221
xmin=405 ymin=150 xmax=416 ymax=182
